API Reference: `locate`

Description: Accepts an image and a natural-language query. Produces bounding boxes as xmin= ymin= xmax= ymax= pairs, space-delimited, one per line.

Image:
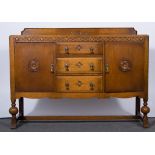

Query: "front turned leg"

xmin=9 ymin=99 xmax=18 ymax=129
xmin=141 ymin=98 xmax=150 ymax=128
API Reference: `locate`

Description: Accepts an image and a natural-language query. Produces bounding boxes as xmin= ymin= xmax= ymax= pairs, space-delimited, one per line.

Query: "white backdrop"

xmin=0 ymin=22 xmax=154 ymax=118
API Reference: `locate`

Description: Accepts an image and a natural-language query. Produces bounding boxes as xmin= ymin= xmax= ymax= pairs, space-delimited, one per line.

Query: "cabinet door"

xmin=15 ymin=43 xmax=55 ymax=92
xmin=105 ymin=41 xmax=144 ymax=92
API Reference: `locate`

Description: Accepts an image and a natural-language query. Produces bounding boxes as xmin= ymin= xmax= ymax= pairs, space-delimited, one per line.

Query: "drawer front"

xmin=56 ymin=57 xmax=103 ymax=74
xmin=57 ymin=42 xmax=102 ymax=55
xmin=56 ymin=76 xmax=102 ymax=92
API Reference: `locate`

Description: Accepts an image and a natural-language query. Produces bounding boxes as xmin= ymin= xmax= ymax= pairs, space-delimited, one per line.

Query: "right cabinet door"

xmin=105 ymin=41 xmax=144 ymax=93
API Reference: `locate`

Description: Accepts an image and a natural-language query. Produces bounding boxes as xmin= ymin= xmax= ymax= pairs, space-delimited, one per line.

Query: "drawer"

xmin=56 ymin=42 xmax=102 ymax=55
xmin=56 ymin=76 xmax=102 ymax=92
xmin=56 ymin=57 xmax=103 ymax=74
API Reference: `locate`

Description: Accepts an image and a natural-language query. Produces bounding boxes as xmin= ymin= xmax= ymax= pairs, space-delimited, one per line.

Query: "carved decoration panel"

xmin=28 ymin=58 xmax=40 ymax=72
xmin=119 ymin=58 xmax=132 ymax=72
xmin=14 ymin=35 xmax=145 ymax=43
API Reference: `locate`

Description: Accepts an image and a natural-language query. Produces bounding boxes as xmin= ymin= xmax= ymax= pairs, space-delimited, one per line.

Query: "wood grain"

xmin=14 ymin=42 xmax=55 ymax=92
xmin=9 ymin=28 xmax=149 ymax=128
xmin=56 ymin=42 xmax=102 ymax=56
xmin=21 ymin=28 xmax=137 ymax=35
xmin=105 ymin=41 xmax=144 ymax=92
xmin=56 ymin=57 xmax=103 ymax=74
xmin=56 ymin=76 xmax=103 ymax=92
xmin=21 ymin=115 xmax=142 ymax=121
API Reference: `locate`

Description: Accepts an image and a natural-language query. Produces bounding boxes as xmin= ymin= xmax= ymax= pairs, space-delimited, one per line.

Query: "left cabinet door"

xmin=15 ymin=42 xmax=55 ymax=92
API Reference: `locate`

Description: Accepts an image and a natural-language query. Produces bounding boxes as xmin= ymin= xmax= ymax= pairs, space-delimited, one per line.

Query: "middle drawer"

xmin=56 ymin=57 xmax=103 ymax=74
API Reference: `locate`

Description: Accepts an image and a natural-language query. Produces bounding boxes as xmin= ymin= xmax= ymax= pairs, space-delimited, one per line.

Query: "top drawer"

xmin=56 ymin=42 xmax=103 ymax=56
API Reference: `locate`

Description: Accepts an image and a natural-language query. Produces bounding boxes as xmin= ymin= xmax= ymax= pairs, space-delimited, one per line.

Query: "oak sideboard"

xmin=9 ymin=28 xmax=150 ymax=128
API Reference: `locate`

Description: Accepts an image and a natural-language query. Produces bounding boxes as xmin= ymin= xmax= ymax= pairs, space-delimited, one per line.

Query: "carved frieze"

xmin=14 ymin=35 xmax=145 ymax=43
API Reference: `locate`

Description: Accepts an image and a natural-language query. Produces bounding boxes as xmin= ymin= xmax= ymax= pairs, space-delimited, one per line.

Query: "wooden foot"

xmin=135 ymin=97 xmax=140 ymax=116
xmin=141 ymin=98 xmax=150 ymax=128
xmin=19 ymin=97 xmax=24 ymax=119
xmin=9 ymin=99 xmax=18 ymax=129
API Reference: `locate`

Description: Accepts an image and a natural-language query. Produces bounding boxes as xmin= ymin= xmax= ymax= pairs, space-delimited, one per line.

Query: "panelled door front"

xmin=15 ymin=42 xmax=55 ymax=92
xmin=105 ymin=41 xmax=145 ymax=92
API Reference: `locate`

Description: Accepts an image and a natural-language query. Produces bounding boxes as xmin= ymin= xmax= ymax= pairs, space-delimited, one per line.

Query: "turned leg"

xmin=135 ymin=97 xmax=140 ymax=116
xmin=141 ymin=98 xmax=150 ymax=128
xmin=9 ymin=99 xmax=18 ymax=129
xmin=19 ymin=97 xmax=24 ymax=119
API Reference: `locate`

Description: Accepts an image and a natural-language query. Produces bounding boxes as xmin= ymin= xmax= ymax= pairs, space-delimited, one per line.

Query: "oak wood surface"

xmin=56 ymin=57 xmax=103 ymax=74
xmin=21 ymin=28 xmax=137 ymax=35
xmin=56 ymin=76 xmax=103 ymax=92
xmin=56 ymin=42 xmax=102 ymax=55
xmin=15 ymin=42 xmax=55 ymax=92
xmin=9 ymin=28 xmax=149 ymax=128
xmin=15 ymin=92 xmax=144 ymax=99
xmin=21 ymin=115 xmax=142 ymax=121
xmin=105 ymin=41 xmax=144 ymax=92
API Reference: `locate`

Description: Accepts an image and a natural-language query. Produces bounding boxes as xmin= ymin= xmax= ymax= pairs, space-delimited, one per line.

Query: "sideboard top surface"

xmin=21 ymin=27 xmax=137 ymax=35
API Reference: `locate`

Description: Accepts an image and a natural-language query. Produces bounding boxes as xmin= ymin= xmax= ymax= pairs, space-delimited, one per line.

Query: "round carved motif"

xmin=28 ymin=58 xmax=40 ymax=72
xmin=119 ymin=59 xmax=132 ymax=72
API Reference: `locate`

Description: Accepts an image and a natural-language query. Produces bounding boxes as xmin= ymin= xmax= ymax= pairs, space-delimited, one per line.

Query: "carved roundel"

xmin=119 ymin=58 xmax=132 ymax=72
xmin=28 ymin=58 xmax=40 ymax=72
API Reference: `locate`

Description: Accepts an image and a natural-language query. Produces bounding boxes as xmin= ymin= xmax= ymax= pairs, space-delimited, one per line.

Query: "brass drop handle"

xmin=90 ymin=47 xmax=94 ymax=54
xmin=64 ymin=46 xmax=69 ymax=54
xmin=90 ymin=63 xmax=94 ymax=71
xmin=65 ymin=82 xmax=70 ymax=90
xmin=51 ymin=64 xmax=55 ymax=73
xmin=77 ymin=81 xmax=83 ymax=87
xmin=64 ymin=63 xmax=69 ymax=71
xmin=76 ymin=45 xmax=81 ymax=51
xmin=105 ymin=64 xmax=109 ymax=73
xmin=89 ymin=82 xmax=95 ymax=90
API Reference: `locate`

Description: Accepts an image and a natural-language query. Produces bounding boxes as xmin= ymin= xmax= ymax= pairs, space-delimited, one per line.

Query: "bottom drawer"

xmin=56 ymin=76 xmax=102 ymax=92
